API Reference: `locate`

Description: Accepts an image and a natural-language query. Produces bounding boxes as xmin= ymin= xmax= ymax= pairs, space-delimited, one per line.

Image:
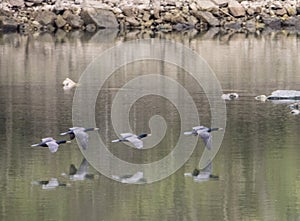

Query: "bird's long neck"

xmin=137 ymin=133 xmax=148 ymax=139
xmin=84 ymin=128 xmax=97 ymax=132
xmin=208 ymin=128 xmax=220 ymax=132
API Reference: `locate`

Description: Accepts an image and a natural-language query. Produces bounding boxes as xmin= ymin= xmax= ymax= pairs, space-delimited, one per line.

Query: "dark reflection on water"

xmin=1 ymin=29 xmax=300 ymax=221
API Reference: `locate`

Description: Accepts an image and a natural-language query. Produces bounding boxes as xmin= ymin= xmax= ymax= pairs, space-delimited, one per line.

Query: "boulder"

xmin=284 ymin=5 xmax=297 ymax=16
xmin=81 ymin=8 xmax=119 ymax=28
xmin=186 ymin=15 xmax=199 ymax=26
xmin=8 ymin=0 xmax=24 ymax=7
xmin=55 ymin=15 xmax=67 ymax=28
xmin=35 ymin=10 xmax=56 ymax=26
xmin=193 ymin=11 xmax=219 ymax=27
xmin=189 ymin=2 xmax=198 ymax=12
xmin=122 ymin=6 xmax=135 ymax=17
xmin=275 ymin=8 xmax=286 ymax=16
xmin=67 ymin=14 xmax=84 ymax=28
xmin=228 ymin=0 xmax=245 ymax=17
xmin=196 ymin=0 xmax=218 ymax=11
xmin=126 ymin=17 xmax=140 ymax=27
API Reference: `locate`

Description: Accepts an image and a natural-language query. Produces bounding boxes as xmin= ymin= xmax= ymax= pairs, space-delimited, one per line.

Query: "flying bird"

xmin=184 ymin=126 xmax=223 ymax=150
xmin=31 ymin=137 xmax=71 ymax=153
xmin=222 ymin=93 xmax=239 ymax=100
xmin=112 ymin=133 xmax=151 ymax=149
xmin=60 ymin=127 xmax=99 ymax=150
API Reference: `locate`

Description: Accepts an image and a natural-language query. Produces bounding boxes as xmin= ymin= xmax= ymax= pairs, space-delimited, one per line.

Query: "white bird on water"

xmin=62 ymin=78 xmax=78 ymax=90
xmin=221 ymin=93 xmax=239 ymax=100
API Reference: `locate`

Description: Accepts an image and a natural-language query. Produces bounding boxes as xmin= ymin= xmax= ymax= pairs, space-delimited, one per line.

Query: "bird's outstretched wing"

xmin=120 ymin=133 xmax=134 ymax=139
xmin=46 ymin=141 xmax=59 ymax=153
xmin=42 ymin=137 xmax=55 ymax=143
xmin=198 ymin=131 xmax=212 ymax=150
xmin=125 ymin=136 xmax=143 ymax=149
xmin=74 ymin=130 xmax=89 ymax=150
xmin=192 ymin=126 xmax=204 ymax=131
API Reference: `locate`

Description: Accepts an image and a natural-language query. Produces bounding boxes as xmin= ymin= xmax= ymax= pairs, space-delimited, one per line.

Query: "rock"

xmin=224 ymin=20 xmax=242 ymax=29
xmin=26 ymin=0 xmax=43 ymax=5
xmin=285 ymin=5 xmax=297 ymax=16
xmin=156 ymin=23 xmax=172 ymax=31
xmin=8 ymin=0 xmax=24 ymax=7
xmin=152 ymin=0 xmax=160 ymax=19
xmin=74 ymin=0 xmax=82 ymax=4
xmin=196 ymin=0 xmax=218 ymax=11
xmin=25 ymin=2 xmax=34 ymax=6
xmin=67 ymin=14 xmax=84 ymax=29
xmin=122 ymin=6 xmax=135 ymax=17
xmin=142 ymin=11 xmax=151 ymax=22
xmin=262 ymin=17 xmax=281 ymax=29
xmin=282 ymin=17 xmax=300 ymax=26
xmin=228 ymin=0 xmax=246 ymax=17
xmin=173 ymin=23 xmax=193 ymax=31
xmin=86 ymin=23 xmax=97 ymax=32
xmin=211 ymin=0 xmax=229 ymax=7
xmin=246 ymin=7 xmax=255 ymax=16
xmin=163 ymin=12 xmax=173 ymax=22
xmin=275 ymin=8 xmax=286 ymax=16
xmin=189 ymin=2 xmax=198 ymax=12
xmin=46 ymin=24 xmax=56 ymax=32
xmin=31 ymin=20 xmax=42 ymax=31
xmin=193 ymin=11 xmax=220 ymax=27
xmin=171 ymin=13 xmax=186 ymax=24
xmin=126 ymin=17 xmax=140 ymax=27
xmin=81 ymin=8 xmax=119 ymax=28
xmin=186 ymin=15 xmax=199 ymax=26
xmin=0 ymin=17 xmax=18 ymax=31
xmin=55 ymin=15 xmax=67 ymax=28
xmin=245 ymin=19 xmax=256 ymax=31
xmin=35 ymin=10 xmax=56 ymax=26
xmin=297 ymin=6 xmax=300 ymax=15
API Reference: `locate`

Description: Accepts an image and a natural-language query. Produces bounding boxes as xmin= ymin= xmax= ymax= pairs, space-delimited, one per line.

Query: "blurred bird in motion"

xmin=60 ymin=127 xmax=99 ymax=150
xmin=112 ymin=133 xmax=151 ymax=149
xmin=184 ymin=126 xmax=223 ymax=150
xmin=31 ymin=137 xmax=71 ymax=153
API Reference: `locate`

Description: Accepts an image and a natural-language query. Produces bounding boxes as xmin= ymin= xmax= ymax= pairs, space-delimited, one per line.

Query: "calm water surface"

xmin=1 ymin=29 xmax=300 ymax=221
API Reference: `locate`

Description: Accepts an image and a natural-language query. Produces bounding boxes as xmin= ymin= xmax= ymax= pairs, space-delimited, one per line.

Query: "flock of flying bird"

xmin=31 ymin=79 xmax=300 ymax=185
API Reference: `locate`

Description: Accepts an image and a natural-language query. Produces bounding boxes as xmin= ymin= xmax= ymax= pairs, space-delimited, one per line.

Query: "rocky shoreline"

xmin=1 ymin=0 xmax=300 ymax=33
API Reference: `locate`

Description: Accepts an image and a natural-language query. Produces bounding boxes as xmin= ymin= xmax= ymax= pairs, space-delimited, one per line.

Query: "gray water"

xmin=1 ymin=29 xmax=300 ymax=221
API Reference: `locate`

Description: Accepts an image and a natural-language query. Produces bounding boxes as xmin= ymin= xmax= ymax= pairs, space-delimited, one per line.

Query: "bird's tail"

xmin=184 ymin=131 xmax=193 ymax=135
xmin=112 ymin=139 xmax=121 ymax=143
